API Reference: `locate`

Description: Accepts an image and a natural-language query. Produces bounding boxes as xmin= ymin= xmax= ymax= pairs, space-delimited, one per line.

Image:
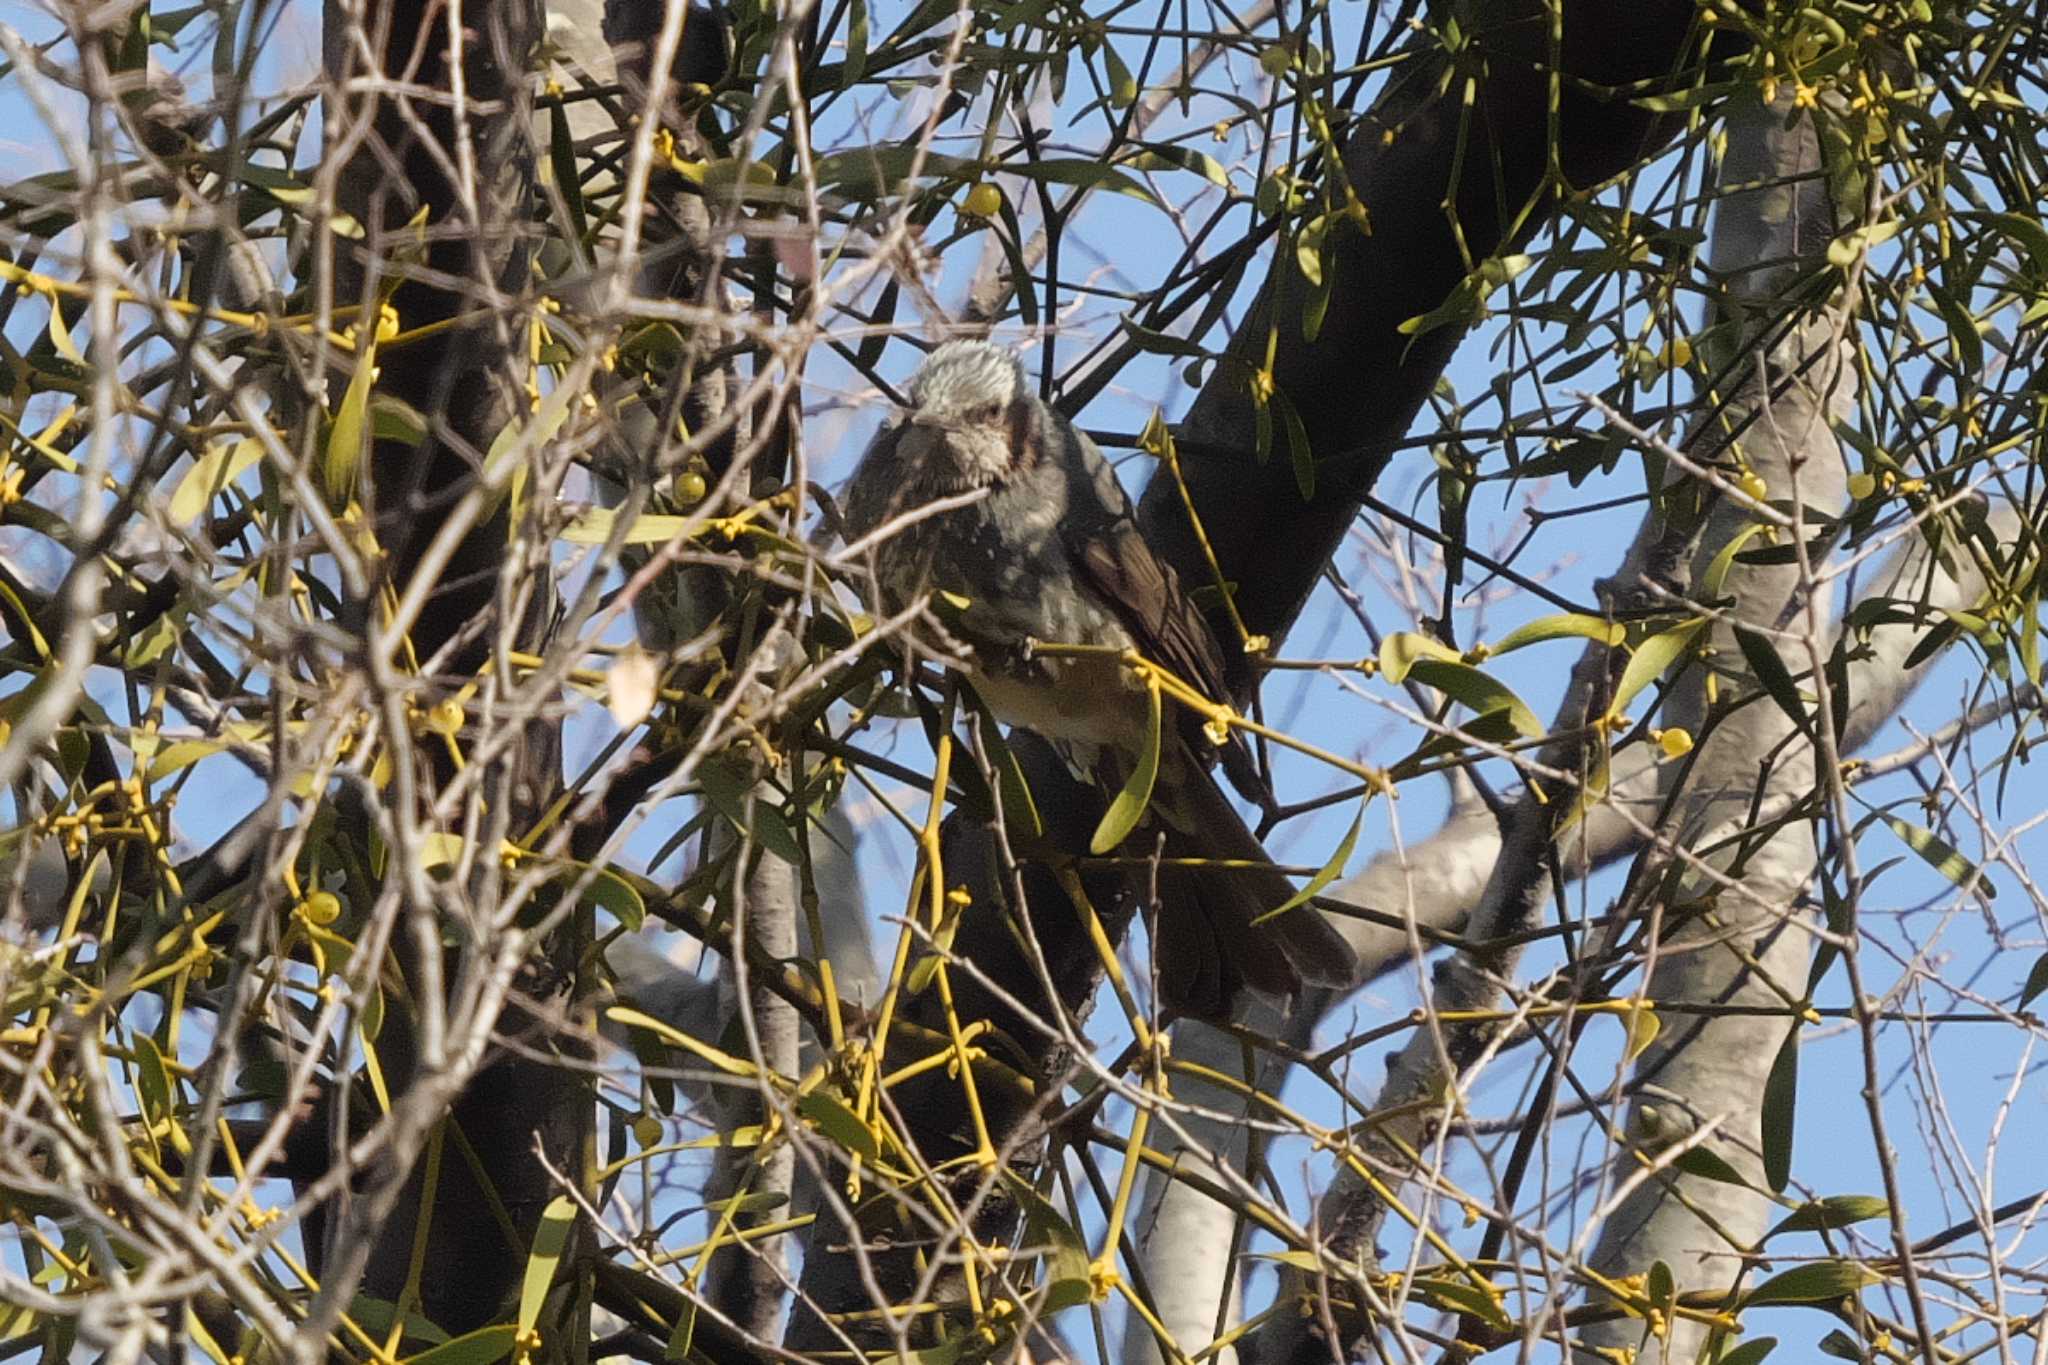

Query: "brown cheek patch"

xmin=1005 ymin=397 xmax=1037 ymax=472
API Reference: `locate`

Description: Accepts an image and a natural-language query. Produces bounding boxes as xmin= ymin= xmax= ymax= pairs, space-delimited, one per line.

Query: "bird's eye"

xmin=970 ymin=403 xmax=1003 ymax=424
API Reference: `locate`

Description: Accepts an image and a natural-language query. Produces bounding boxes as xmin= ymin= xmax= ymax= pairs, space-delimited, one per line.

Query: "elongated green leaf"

xmin=133 ymin=1033 xmax=175 ymax=1128
xmin=1405 ymin=659 xmax=1544 ymax=738
xmin=1761 ymin=1026 xmax=1798 ymax=1194
xmin=1410 ymin=1276 xmax=1511 ymax=1331
xmin=1000 ymin=1171 xmax=1092 ymax=1310
xmin=1488 ymin=613 xmax=1625 ymax=655
xmin=1742 ymin=1261 xmax=1880 ymax=1308
xmin=1091 ymin=680 xmax=1160 ymax=854
xmin=605 ymin=1007 xmax=759 ymax=1078
xmin=1612 ymin=620 xmax=1705 ymax=716
xmin=1276 ymin=387 xmax=1313 ymax=500
xmin=1127 ymin=143 xmax=1229 ymax=188
xmin=2020 ymin=951 xmax=2048 ymax=1013
xmin=324 ymin=347 xmax=376 ymax=508
xmin=517 ymin=1197 xmax=577 ymax=1343
xmin=558 ymin=509 xmax=693 ymax=546
xmin=812 ymin=147 xmax=975 ymax=197
xmin=798 ymin=1089 xmax=881 ymax=1161
xmin=1766 ymin=1196 xmax=1890 ymax=1242
xmin=1010 ymin=158 xmax=1158 ymax=203
xmin=585 ymin=866 xmax=646 ymax=931
xmin=1877 ymin=812 xmax=1994 ymax=899
xmin=1377 ymin=631 xmax=1461 ymax=684
xmin=1734 ymin=626 xmax=1811 ymax=734
xmin=1717 ymin=1337 xmax=1779 ymax=1365
xmin=1257 ymin=800 xmax=1364 ymax=922
xmin=398 ymin=1324 xmax=517 ymax=1365
xmin=1673 ymin=1144 xmax=1751 ymax=1187
xmin=1928 ymin=280 xmax=1983 ymax=373
xmin=167 ymin=438 xmax=263 ymax=525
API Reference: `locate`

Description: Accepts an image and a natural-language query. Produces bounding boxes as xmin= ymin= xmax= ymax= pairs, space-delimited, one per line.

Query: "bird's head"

xmin=891 ymin=340 xmax=1032 ymax=490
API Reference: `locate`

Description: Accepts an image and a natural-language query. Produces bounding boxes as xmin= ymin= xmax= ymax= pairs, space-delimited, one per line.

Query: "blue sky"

xmin=0 ymin=0 xmax=2040 ymax=1355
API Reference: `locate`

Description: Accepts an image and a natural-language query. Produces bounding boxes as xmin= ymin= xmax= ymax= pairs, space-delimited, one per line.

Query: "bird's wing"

xmin=1064 ymin=510 xmax=1274 ymax=808
xmin=839 ymin=418 xmax=907 ymax=543
xmin=1066 ymin=514 xmax=1234 ymax=710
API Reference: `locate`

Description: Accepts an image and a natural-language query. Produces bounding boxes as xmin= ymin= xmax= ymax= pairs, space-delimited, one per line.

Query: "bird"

xmin=841 ymin=339 xmax=1357 ymax=1018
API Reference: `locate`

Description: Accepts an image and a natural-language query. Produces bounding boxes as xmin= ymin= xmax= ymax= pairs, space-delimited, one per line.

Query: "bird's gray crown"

xmin=907 ymin=340 xmax=1023 ymax=418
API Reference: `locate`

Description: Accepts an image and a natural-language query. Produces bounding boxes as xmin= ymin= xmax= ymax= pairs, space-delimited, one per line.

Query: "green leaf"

xmin=547 ymin=97 xmax=589 ymax=246
xmin=558 ymin=509 xmax=694 ymax=546
xmin=1964 ymin=211 xmax=2048 ymax=278
xmin=1612 ymin=620 xmax=1706 ymax=716
xmin=1102 ymin=43 xmax=1136 ymax=107
xmin=324 ymin=347 xmax=376 ymax=508
xmin=1824 ymin=218 xmax=1902 ymax=269
xmin=1256 ymin=799 xmax=1363 ymax=923
xmin=1716 ymin=1337 xmax=1778 ymax=1365
xmin=1127 ymin=143 xmax=1229 ymax=188
xmin=2019 ymin=951 xmax=2048 ymax=1012
xmin=1010 ymin=158 xmax=1158 ymax=203
xmin=697 ymin=761 xmax=806 ymax=866
xmin=1646 ymin=1260 xmax=1675 ymax=1314
xmin=1765 ymin=1196 xmax=1891 ymax=1242
xmin=167 ymin=438 xmax=263 ymax=525
xmin=397 ymin=1324 xmax=517 ymax=1365
xmin=1091 ymin=680 xmax=1160 ymax=854
xmin=1409 ymin=1275 xmax=1511 ymax=1331
xmin=517 ymin=1196 xmax=577 ymax=1343
xmin=1118 ymin=317 xmax=1208 ymax=359
xmin=1488 ymin=613 xmax=1625 ymax=655
xmin=1275 ymin=387 xmax=1313 ymax=500
xmin=842 ymin=0 xmax=869 ymax=85
xmin=1734 ymin=626 xmax=1811 ymax=734
xmin=797 ymin=1089 xmax=881 ymax=1161
xmin=1377 ymin=631 xmax=1461 ymax=684
xmin=961 ymin=688 xmax=1042 ymax=838
xmin=1672 ymin=1145 xmax=1751 ymax=1187
xmin=1761 ymin=1026 xmax=1798 ymax=1194
xmin=811 ymin=147 xmax=975 ymax=198
xmin=46 ymin=294 xmax=84 ymax=365
xmin=586 ymin=866 xmax=646 ymax=931
xmin=1741 ymin=1261 xmax=1880 ymax=1308
xmin=1000 ymin=1172 xmax=1092 ymax=1310
xmin=1404 ymin=659 xmax=1544 ymax=738
xmin=605 ymin=1007 xmax=759 ymax=1079
xmin=1876 ymin=812 xmax=1993 ymax=899
xmin=1928 ymin=280 xmax=1983 ymax=373
xmin=1631 ymin=80 xmax=1736 ymax=112
xmin=133 ymin=1032 xmax=175 ymax=1129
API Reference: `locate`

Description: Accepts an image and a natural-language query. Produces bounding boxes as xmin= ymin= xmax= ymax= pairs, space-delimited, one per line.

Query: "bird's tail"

xmin=1150 ymin=759 xmax=1358 ymax=1020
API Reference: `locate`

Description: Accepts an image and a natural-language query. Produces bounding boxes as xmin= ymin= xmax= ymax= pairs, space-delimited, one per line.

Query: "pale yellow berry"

xmin=1847 ymin=472 xmax=1877 ymax=500
xmin=299 ymin=891 xmax=342 ymax=926
xmin=1658 ymin=728 xmax=1695 ymax=760
xmin=961 ymin=182 xmax=1003 ymax=218
xmin=632 ymin=1113 xmax=664 ymax=1147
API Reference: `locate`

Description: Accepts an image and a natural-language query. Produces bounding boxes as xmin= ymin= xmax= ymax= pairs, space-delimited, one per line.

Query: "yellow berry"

xmin=632 ymin=1113 xmax=664 ymax=1147
xmin=1847 ymin=472 xmax=1877 ymax=500
xmin=300 ymin=892 xmax=342 ymax=926
xmin=961 ymin=182 xmax=1003 ymax=219
xmin=1664 ymin=336 xmax=1693 ymax=367
xmin=426 ymin=698 xmax=466 ymax=736
xmin=673 ymin=470 xmax=708 ymax=505
xmin=1657 ymin=728 xmax=1695 ymax=760
xmin=1737 ymin=470 xmax=1769 ymax=501
xmin=1258 ymin=43 xmax=1292 ymax=77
